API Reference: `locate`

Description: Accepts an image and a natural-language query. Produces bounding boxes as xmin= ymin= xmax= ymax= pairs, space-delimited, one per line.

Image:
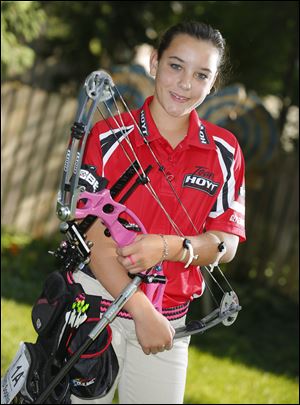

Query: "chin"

xmin=166 ymin=105 xmax=191 ymax=117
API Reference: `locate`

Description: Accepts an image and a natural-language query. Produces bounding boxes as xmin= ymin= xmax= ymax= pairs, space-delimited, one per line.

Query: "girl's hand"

xmin=116 ymin=234 xmax=164 ymax=273
xmin=132 ymin=304 xmax=175 ymax=354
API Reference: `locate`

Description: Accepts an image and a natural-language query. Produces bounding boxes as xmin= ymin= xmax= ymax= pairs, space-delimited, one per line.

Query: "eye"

xmin=170 ymin=63 xmax=182 ymax=70
xmin=196 ymin=72 xmax=208 ymax=80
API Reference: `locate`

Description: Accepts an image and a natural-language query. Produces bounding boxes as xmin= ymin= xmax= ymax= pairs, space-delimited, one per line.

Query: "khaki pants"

xmin=70 ymin=271 xmax=190 ymax=404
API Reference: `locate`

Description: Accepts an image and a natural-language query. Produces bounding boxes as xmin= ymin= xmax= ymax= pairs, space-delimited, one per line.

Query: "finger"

xmin=116 ymin=255 xmax=126 ymax=267
xmin=150 ymin=346 xmax=167 ymax=355
xmin=116 ymin=255 xmax=136 ymax=269
xmin=143 ymin=348 xmax=151 ymax=355
xmin=127 ymin=255 xmax=135 ymax=265
xmin=116 ymin=247 xmax=129 ymax=256
xmin=128 ymin=266 xmax=144 ymax=275
xmin=116 ymin=255 xmax=144 ymax=274
xmin=134 ymin=234 xmax=144 ymax=243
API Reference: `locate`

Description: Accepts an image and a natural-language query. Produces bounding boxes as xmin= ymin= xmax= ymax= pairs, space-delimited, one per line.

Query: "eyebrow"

xmin=168 ymin=56 xmax=212 ymax=73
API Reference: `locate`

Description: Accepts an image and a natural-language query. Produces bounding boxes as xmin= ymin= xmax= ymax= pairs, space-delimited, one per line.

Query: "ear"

xmin=149 ymin=50 xmax=159 ymax=77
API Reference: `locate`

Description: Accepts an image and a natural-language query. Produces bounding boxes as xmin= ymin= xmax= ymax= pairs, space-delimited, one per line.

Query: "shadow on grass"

xmin=187 ymin=278 xmax=299 ymax=380
xmin=1 ymin=234 xmax=299 ymax=380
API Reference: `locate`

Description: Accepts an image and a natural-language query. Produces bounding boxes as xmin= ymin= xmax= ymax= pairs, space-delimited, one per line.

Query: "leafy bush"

xmin=1 ymin=227 xmax=62 ymax=303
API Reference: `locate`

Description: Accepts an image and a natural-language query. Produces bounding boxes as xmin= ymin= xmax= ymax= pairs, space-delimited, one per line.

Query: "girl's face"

xmin=150 ymin=34 xmax=220 ymax=118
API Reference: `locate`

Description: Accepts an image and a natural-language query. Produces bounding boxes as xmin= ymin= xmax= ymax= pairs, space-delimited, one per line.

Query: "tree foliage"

xmin=1 ymin=1 xmax=299 ymax=107
xmin=1 ymin=1 xmax=46 ymax=77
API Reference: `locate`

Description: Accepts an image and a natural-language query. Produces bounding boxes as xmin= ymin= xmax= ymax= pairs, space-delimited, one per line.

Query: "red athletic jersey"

xmin=81 ymin=96 xmax=246 ymax=308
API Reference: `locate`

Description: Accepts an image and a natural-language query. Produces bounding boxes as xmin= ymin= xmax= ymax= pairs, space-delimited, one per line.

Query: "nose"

xmin=178 ymin=75 xmax=192 ymax=91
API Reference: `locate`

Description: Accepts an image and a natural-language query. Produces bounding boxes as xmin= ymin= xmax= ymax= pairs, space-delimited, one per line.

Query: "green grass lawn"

xmin=186 ymin=347 xmax=298 ymax=404
xmin=1 ymin=298 xmax=37 ymax=376
xmin=1 ymin=231 xmax=299 ymax=403
xmin=1 ymin=297 xmax=298 ymax=404
xmin=1 ymin=286 xmax=299 ymax=404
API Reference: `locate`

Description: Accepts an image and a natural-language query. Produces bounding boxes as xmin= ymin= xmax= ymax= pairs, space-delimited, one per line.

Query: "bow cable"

xmin=114 ymin=86 xmax=200 ymax=235
xmin=96 ymin=103 xmax=184 ymax=237
xmin=22 ymin=69 xmax=241 ymax=405
xmin=111 ymin=85 xmax=238 ymax=295
xmin=55 ymin=69 xmax=240 ymax=319
xmin=95 ymin=82 xmax=237 ymax=293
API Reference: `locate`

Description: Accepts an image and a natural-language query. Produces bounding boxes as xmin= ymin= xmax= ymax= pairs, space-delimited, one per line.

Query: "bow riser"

xmin=76 ymin=189 xmax=146 ymax=247
xmin=75 ymin=189 xmax=166 ymax=312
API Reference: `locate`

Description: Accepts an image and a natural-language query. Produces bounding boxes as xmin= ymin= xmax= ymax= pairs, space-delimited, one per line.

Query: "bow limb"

xmin=56 ymin=70 xmax=115 ymax=222
xmin=174 ymin=291 xmax=242 ymax=338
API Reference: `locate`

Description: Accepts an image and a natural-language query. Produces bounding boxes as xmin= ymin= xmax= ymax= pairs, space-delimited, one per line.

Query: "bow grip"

xmin=75 ymin=189 xmax=147 ymax=247
xmin=75 ymin=189 xmax=165 ymax=312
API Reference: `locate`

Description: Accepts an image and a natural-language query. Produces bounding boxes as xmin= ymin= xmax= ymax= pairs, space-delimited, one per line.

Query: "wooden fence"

xmin=1 ymin=80 xmax=298 ymax=301
xmin=1 ymin=82 xmax=78 ymax=236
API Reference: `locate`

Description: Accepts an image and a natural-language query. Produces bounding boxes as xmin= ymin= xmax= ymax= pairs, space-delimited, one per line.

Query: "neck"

xmin=149 ymin=99 xmax=190 ymax=148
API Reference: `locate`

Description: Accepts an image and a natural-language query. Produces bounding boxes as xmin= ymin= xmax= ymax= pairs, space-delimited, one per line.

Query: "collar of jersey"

xmin=133 ymin=96 xmax=215 ymax=150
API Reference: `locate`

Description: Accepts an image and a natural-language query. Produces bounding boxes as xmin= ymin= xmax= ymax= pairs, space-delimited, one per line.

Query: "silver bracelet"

xmin=159 ymin=234 xmax=169 ymax=262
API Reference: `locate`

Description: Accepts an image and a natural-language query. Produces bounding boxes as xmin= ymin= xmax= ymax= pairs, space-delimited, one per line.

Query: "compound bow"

xmin=54 ymin=69 xmax=241 ymax=339
xmin=1 ymin=70 xmax=242 ymax=405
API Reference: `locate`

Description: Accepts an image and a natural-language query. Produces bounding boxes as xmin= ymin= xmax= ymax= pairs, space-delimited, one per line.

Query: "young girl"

xmin=72 ymin=21 xmax=246 ymax=404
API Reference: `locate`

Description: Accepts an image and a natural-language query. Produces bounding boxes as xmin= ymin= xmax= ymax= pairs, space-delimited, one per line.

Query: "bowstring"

xmin=114 ymin=86 xmax=200 ymax=235
xmin=205 ymin=264 xmax=236 ymax=292
xmin=96 ymin=102 xmax=183 ymax=237
xmin=111 ymin=85 xmax=237 ymax=293
xmin=93 ymin=81 xmax=235 ymax=301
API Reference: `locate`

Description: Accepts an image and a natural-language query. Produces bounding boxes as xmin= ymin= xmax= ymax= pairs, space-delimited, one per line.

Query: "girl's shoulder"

xmin=201 ymin=118 xmax=241 ymax=150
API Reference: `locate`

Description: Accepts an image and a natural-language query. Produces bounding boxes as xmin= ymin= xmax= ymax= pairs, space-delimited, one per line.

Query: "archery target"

xmin=111 ymin=64 xmax=154 ymax=110
xmin=197 ymin=84 xmax=279 ymax=169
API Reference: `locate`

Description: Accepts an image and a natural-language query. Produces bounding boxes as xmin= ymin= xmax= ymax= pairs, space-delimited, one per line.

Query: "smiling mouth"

xmin=170 ymin=92 xmax=190 ymax=102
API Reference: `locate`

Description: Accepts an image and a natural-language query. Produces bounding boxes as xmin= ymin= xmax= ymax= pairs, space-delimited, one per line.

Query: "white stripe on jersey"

xmin=209 ymin=136 xmax=236 ymax=219
xmin=213 ymin=136 xmax=235 ymax=155
xmin=231 ymin=200 xmax=245 ymax=215
xmin=99 ymin=125 xmax=135 ymax=175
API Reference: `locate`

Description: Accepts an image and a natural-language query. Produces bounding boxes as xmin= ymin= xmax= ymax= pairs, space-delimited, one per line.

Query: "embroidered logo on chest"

xmin=182 ymin=174 xmax=220 ymax=196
